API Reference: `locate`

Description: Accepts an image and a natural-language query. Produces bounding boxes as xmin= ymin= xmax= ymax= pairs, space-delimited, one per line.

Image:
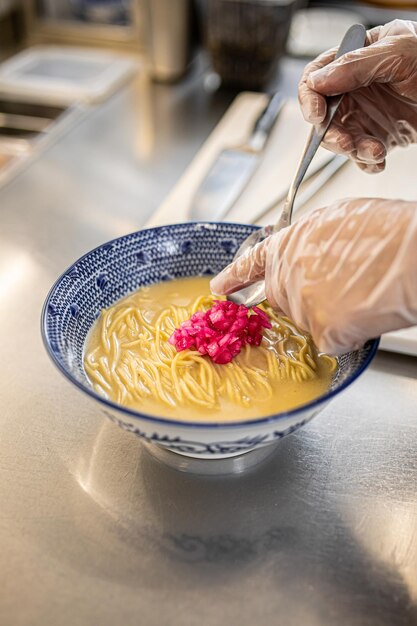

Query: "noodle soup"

xmin=84 ymin=277 xmax=337 ymax=422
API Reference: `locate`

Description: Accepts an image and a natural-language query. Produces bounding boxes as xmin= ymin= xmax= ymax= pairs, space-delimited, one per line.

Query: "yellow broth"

xmin=84 ymin=277 xmax=337 ymax=422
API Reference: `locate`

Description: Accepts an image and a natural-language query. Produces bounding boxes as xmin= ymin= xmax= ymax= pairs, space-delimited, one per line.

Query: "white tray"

xmin=0 ymin=46 xmax=140 ymax=105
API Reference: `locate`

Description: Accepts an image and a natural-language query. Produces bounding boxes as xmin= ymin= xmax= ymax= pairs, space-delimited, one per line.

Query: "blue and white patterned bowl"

xmin=42 ymin=222 xmax=379 ymax=462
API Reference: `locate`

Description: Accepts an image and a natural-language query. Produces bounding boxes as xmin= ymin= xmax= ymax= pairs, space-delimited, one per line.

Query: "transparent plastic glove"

xmin=298 ymin=20 xmax=417 ymax=173
xmin=210 ymin=198 xmax=417 ymax=355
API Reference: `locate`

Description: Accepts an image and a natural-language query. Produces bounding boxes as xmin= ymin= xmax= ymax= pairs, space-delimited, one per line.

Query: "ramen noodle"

xmin=84 ymin=277 xmax=337 ymax=421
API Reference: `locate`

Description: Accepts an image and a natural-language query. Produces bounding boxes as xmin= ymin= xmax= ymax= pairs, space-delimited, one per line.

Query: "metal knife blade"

xmin=190 ymin=93 xmax=285 ymax=221
xmin=190 ymin=148 xmax=259 ymax=221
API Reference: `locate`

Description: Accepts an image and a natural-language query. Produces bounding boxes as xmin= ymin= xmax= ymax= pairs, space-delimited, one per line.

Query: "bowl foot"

xmin=142 ymin=441 xmax=280 ymax=475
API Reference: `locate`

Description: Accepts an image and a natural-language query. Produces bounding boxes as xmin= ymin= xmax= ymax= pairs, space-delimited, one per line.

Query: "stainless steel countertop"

xmin=1 ymin=58 xmax=417 ymax=626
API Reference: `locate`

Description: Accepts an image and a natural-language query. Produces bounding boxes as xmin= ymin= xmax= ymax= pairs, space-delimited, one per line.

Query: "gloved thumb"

xmin=210 ymin=238 xmax=268 ymax=295
xmin=307 ymin=41 xmax=397 ymax=95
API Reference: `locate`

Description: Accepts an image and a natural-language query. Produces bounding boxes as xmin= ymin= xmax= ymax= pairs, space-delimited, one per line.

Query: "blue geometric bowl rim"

xmin=41 ymin=221 xmax=380 ymax=430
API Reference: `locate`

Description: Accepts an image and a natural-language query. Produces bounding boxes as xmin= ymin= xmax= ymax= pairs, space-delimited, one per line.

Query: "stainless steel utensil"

xmin=190 ymin=92 xmax=285 ymax=221
xmin=227 ymin=23 xmax=367 ymax=308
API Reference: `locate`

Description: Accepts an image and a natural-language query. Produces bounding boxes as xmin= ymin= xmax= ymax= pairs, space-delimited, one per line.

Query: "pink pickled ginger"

xmin=168 ymin=300 xmax=271 ymax=364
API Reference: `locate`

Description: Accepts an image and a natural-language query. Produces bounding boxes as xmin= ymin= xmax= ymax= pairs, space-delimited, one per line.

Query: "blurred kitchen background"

xmin=0 ymin=0 xmax=416 ymax=206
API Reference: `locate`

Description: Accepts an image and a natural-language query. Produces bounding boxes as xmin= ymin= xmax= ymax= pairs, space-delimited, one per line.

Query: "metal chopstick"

xmin=249 ymin=154 xmax=348 ymax=225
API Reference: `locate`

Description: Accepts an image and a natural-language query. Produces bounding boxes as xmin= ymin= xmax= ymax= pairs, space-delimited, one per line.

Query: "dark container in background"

xmin=197 ymin=0 xmax=297 ymax=89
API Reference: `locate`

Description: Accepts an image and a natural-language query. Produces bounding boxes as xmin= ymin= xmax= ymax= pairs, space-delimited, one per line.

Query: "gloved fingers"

xmin=364 ymin=21 xmax=414 ymax=44
xmin=377 ymin=18 xmax=417 ymax=39
xmin=298 ymin=84 xmax=327 ymax=126
xmin=336 ymin=97 xmax=391 ymax=162
xmin=298 ymin=47 xmax=337 ymax=124
xmin=365 ymin=23 xmax=383 ymax=44
xmin=307 ymin=38 xmax=406 ymax=96
xmin=312 ymin=95 xmax=374 ymax=162
xmin=320 ymin=122 xmax=356 ymax=156
xmin=210 ymin=238 xmax=268 ymax=296
xmin=356 ymin=160 xmax=386 ymax=174
xmin=354 ymin=135 xmax=387 ymax=164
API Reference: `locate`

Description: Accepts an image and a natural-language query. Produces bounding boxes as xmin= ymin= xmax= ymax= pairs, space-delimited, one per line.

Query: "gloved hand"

xmin=298 ymin=20 xmax=417 ymax=173
xmin=210 ymin=198 xmax=417 ymax=355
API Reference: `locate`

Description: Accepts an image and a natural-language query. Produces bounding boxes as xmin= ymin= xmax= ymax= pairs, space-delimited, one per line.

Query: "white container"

xmin=0 ymin=45 xmax=140 ymax=105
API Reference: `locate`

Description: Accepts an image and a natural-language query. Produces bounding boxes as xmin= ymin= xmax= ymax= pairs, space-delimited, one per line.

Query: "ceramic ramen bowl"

xmin=42 ymin=222 xmax=379 ymax=470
